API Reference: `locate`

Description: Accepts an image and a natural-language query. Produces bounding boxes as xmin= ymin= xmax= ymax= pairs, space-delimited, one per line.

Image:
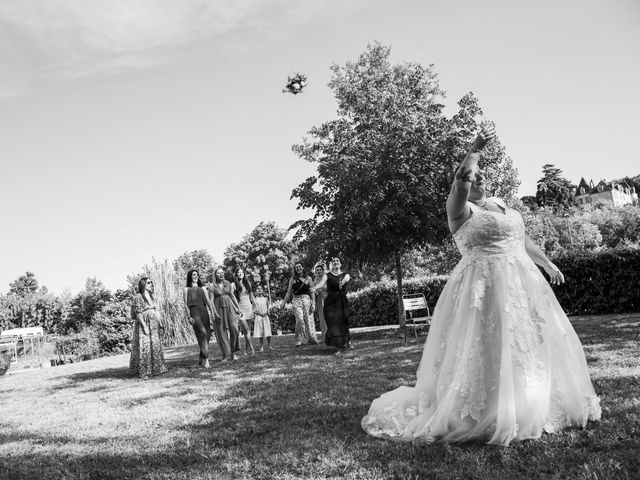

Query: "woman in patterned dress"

xmin=323 ymin=258 xmax=351 ymax=352
xmin=130 ymin=277 xmax=168 ymax=379
xmin=208 ymin=267 xmax=241 ymax=361
xmin=232 ymin=267 xmax=256 ymax=356
xmin=362 ymin=126 xmax=600 ymax=446
xmin=282 ymin=261 xmax=318 ymax=347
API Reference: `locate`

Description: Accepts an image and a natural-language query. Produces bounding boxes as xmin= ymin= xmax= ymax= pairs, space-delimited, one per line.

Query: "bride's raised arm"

xmin=446 ymin=125 xmax=496 ymax=229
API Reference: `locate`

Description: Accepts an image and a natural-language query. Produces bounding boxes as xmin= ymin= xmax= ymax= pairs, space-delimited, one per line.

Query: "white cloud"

xmin=0 ymin=0 xmax=330 ymax=96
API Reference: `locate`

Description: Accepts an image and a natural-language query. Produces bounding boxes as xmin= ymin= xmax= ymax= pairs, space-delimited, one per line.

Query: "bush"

xmin=53 ymin=329 xmax=100 ymax=363
xmin=348 ymin=276 xmax=449 ymax=327
xmin=551 ymin=246 xmax=640 ymax=315
xmin=93 ymin=313 xmax=132 ymax=355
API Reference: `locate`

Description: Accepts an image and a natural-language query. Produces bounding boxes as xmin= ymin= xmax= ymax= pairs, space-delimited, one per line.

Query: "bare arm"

xmin=182 ymin=287 xmax=193 ymax=323
xmin=446 ymin=125 xmax=497 ymax=229
xmin=203 ymin=287 xmax=219 ymax=319
xmin=228 ymin=283 xmax=241 ymax=313
xmin=306 ymin=276 xmax=315 ymax=311
xmin=282 ymin=277 xmax=293 ymax=304
xmin=525 ymin=236 xmax=565 ymax=285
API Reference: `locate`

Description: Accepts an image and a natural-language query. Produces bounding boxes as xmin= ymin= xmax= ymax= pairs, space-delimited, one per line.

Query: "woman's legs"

xmin=212 ymin=314 xmax=231 ymax=360
xmin=300 ymin=296 xmax=318 ymax=344
xmin=190 ymin=306 xmax=210 ymax=365
xmin=292 ymin=296 xmax=306 ymax=346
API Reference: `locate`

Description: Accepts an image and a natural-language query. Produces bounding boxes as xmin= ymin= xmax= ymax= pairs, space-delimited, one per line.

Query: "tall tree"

xmin=173 ymin=250 xmax=216 ymax=281
xmin=535 ymin=164 xmax=576 ymax=210
xmin=223 ymin=221 xmax=298 ymax=297
xmin=290 ymin=43 xmax=518 ymax=335
xmin=8 ymin=271 xmax=39 ymax=296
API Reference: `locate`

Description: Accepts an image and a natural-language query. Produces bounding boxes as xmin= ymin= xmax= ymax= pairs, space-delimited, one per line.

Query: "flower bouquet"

xmin=282 ymin=72 xmax=307 ymax=95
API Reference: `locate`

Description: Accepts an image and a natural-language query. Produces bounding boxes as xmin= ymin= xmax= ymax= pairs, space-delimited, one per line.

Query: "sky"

xmin=0 ymin=0 xmax=638 ymax=295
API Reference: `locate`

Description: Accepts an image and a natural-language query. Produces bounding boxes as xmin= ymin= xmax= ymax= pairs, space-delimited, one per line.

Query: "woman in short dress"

xmin=232 ymin=267 xmax=256 ymax=356
xmin=130 ymin=277 xmax=168 ymax=378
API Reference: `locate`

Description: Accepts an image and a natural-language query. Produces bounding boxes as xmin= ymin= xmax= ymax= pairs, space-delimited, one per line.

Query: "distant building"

xmin=575 ymin=177 xmax=638 ymax=207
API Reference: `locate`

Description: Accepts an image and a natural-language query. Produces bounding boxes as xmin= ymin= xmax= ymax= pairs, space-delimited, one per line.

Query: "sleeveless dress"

xmin=362 ymin=199 xmax=601 ymax=446
xmin=186 ymin=287 xmax=211 ymax=361
xmin=324 ymin=272 xmax=350 ymax=348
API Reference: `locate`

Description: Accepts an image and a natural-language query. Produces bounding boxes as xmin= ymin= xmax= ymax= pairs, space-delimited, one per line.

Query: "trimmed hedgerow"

xmin=348 ymin=276 xmax=448 ymax=327
xmin=551 ymin=246 xmax=640 ymax=315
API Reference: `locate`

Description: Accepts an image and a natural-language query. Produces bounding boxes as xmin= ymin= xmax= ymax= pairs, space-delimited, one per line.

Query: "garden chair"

xmin=402 ymin=293 xmax=431 ymax=343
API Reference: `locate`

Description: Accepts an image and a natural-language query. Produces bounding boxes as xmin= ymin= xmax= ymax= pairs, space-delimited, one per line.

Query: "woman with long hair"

xmin=182 ymin=269 xmax=218 ymax=368
xmin=312 ymin=262 xmax=328 ymax=341
xmin=324 ymin=257 xmax=351 ymax=353
xmin=282 ymin=261 xmax=318 ymax=347
xmin=232 ymin=267 xmax=256 ymax=356
xmin=362 ymin=125 xmax=600 ymax=445
xmin=208 ymin=267 xmax=241 ymax=361
xmin=130 ymin=277 xmax=167 ymax=378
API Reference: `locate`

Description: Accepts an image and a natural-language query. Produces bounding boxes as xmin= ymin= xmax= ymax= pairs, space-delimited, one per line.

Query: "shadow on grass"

xmin=4 ymin=315 xmax=638 ymax=479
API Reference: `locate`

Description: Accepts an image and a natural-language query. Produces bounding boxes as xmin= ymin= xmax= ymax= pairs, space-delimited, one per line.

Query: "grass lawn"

xmin=1 ymin=314 xmax=639 ymax=480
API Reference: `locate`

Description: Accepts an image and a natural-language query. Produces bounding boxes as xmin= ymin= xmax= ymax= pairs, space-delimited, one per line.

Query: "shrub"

xmin=348 ymin=275 xmax=449 ymax=327
xmin=93 ymin=313 xmax=132 ymax=355
xmin=551 ymin=246 xmax=640 ymax=315
xmin=53 ymin=329 xmax=100 ymax=364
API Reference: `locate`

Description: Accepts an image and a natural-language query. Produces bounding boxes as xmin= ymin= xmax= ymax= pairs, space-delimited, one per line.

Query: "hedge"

xmin=551 ymin=247 xmax=640 ymax=315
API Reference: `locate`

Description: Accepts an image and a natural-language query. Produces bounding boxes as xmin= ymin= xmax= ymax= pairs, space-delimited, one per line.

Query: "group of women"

xmin=282 ymin=257 xmax=352 ymax=352
xmin=129 ymin=257 xmax=352 ymax=376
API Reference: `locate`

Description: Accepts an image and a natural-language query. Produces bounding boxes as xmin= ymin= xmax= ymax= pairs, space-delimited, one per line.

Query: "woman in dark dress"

xmin=324 ymin=257 xmax=351 ymax=352
xmin=182 ymin=269 xmax=218 ymax=368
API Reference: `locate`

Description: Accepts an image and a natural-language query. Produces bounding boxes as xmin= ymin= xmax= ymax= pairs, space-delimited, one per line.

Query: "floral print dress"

xmin=129 ymin=294 xmax=167 ymax=379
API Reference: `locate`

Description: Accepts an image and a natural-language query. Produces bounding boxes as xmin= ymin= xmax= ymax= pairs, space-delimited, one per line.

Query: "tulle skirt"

xmin=361 ymin=252 xmax=601 ymax=446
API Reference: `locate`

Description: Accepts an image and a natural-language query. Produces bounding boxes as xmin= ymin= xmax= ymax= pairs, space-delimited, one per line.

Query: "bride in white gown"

xmin=361 ymin=126 xmax=601 ymax=446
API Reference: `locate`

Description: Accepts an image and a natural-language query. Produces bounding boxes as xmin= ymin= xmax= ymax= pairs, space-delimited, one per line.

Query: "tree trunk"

xmin=395 ymin=250 xmax=406 ymax=342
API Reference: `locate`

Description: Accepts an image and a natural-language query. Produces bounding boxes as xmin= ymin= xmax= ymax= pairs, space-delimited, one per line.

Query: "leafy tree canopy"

xmin=8 ymin=271 xmax=39 ymax=296
xmin=290 ymin=42 xmax=519 ymax=266
xmin=535 ymin=164 xmax=576 ymax=211
xmin=173 ymin=250 xmax=217 ymax=281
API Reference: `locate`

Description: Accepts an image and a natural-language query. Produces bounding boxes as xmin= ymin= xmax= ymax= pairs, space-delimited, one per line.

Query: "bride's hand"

xmin=472 ymin=124 xmax=496 ymax=151
xmin=543 ymin=262 xmax=565 ymax=285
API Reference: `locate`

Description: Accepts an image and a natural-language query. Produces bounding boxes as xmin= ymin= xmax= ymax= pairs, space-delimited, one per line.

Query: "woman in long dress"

xmin=312 ymin=262 xmax=328 ymax=341
xmin=130 ymin=277 xmax=167 ymax=378
xmin=183 ymin=269 xmax=218 ymax=368
xmin=208 ymin=267 xmax=241 ymax=361
xmin=324 ymin=257 xmax=351 ymax=352
xmin=232 ymin=267 xmax=256 ymax=356
xmin=362 ymin=126 xmax=601 ymax=446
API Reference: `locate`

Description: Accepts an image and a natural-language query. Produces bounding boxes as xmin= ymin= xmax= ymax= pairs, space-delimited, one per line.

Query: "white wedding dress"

xmin=362 ymin=199 xmax=601 ymax=446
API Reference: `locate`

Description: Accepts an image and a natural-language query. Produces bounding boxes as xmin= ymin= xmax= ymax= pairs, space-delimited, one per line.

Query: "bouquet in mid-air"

xmin=282 ymin=72 xmax=307 ymax=94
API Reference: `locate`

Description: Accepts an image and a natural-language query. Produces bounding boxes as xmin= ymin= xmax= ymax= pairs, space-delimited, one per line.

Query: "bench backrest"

xmin=402 ymin=295 xmax=428 ymax=312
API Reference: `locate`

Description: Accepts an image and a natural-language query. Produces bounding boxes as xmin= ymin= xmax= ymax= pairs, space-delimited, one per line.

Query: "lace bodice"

xmin=453 ymin=199 xmax=526 ymax=258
